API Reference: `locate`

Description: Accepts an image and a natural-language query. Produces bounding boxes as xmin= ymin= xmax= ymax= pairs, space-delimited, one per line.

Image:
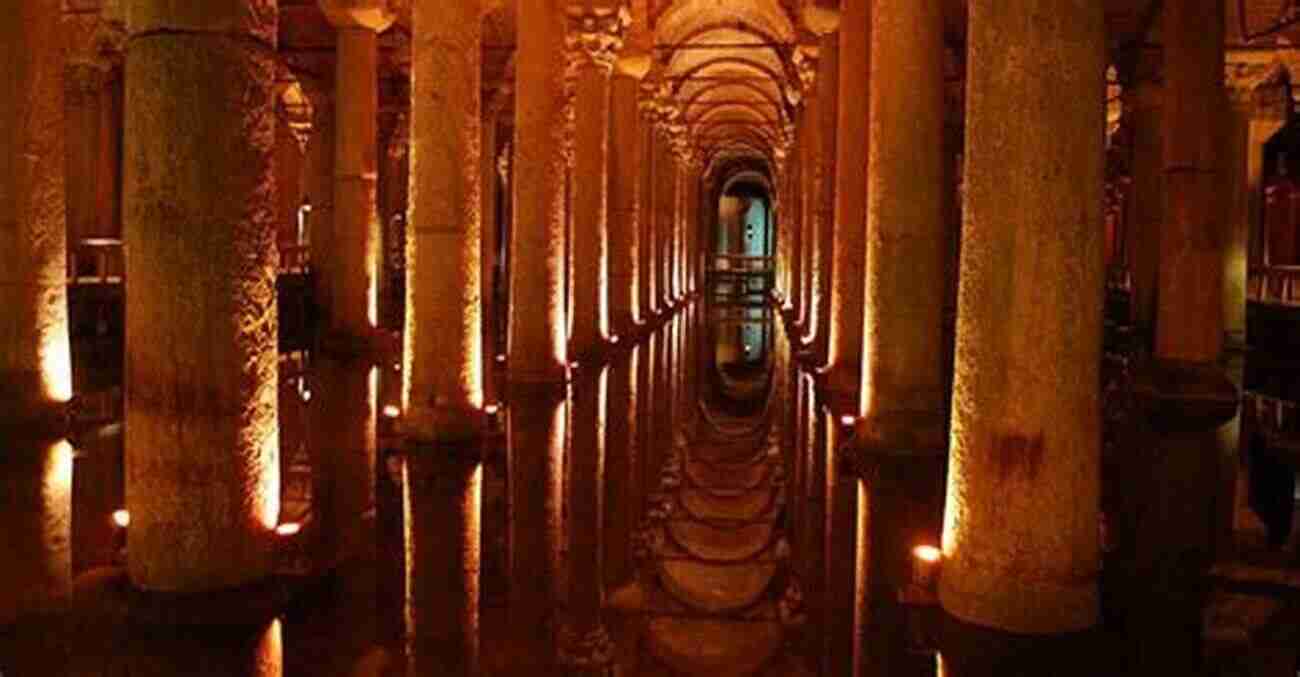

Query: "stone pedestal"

xmin=123 ymin=0 xmax=281 ymax=592
xmin=939 ymin=0 xmax=1105 ymax=634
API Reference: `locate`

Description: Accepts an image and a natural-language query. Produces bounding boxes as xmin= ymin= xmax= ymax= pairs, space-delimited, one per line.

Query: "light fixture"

xmin=912 ymin=545 xmax=942 ymax=588
xmin=495 ymin=354 xmax=507 ymax=364
xmin=112 ymin=509 xmax=130 ymax=528
xmin=484 ymin=403 xmax=501 ymax=416
xmin=275 ymin=522 xmax=302 ymax=537
xmin=839 ymin=415 xmax=857 ymax=427
xmin=383 ymin=405 xmax=401 ymax=419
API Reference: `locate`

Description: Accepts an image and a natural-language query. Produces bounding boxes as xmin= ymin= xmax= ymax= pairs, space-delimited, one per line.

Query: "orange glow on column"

xmin=39 ymin=320 xmax=73 ymax=403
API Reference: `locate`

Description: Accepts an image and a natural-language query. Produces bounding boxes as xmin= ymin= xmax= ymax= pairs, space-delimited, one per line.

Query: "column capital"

xmin=793 ymin=44 xmax=820 ymax=97
xmin=318 ymin=0 xmax=396 ymax=32
xmin=566 ymin=7 xmax=632 ymax=73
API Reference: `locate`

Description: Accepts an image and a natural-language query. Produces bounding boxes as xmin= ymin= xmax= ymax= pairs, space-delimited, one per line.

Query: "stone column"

xmin=561 ymin=366 xmax=614 ymax=674
xmin=939 ymin=0 xmax=1105 ymax=633
xmin=639 ymin=91 xmax=659 ymax=317
xmin=656 ymin=131 xmax=677 ymax=309
xmin=511 ymin=0 xmax=570 ymax=382
xmin=404 ymin=450 xmax=482 ymax=676
xmin=1122 ymin=72 xmax=1164 ymax=337
xmin=788 ymin=134 xmax=806 ymax=326
xmin=849 ymin=1 xmax=949 ymax=672
xmin=407 ymin=0 xmax=485 ymax=438
xmin=822 ymin=410 xmax=860 ymax=676
xmin=610 ymin=65 xmax=645 ymax=337
xmin=795 ymin=48 xmax=820 ymax=345
xmin=812 ymin=34 xmax=839 ymax=361
xmin=0 ymin=0 xmax=72 ymax=436
xmin=826 ymin=0 xmax=870 ymax=400
xmin=123 ymin=0 xmax=281 ymax=591
xmin=320 ymin=2 xmax=390 ymax=335
xmin=859 ymin=0 xmax=946 ymax=433
xmin=506 ymin=389 xmax=567 ymax=669
xmin=568 ymin=10 xmax=628 ymax=359
xmin=482 ymin=108 xmax=502 ymax=406
xmin=1126 ymin=3 xmax=1239 ymax=672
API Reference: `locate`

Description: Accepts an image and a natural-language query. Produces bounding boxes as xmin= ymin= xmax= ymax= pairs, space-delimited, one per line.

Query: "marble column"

xmin=855 ymin=11 xmax=949 ymax=669
xmin=568 ymin=10 xmax=628 ymax=359
xmin=610 ymin=66 xmax=645 ymax=337
xmin=939 ymin=0 xmax=1105 ymax=633
xmin=408 ymin=0 xmax=486 ymax=438
xmin=123 ymin=0 xmax=280 ymax=591
xmin=1128 ymin=2 xmax=1239 ymax=671
xmin=1122 ymin=73 xmax=1164 ymax=337
xmin=826 ymin=0 xmax=870 ymax=400
xmin=639 ymin=91 xmax=659 ymax=317
xmin=656 ymin=131 xmax=677 ymax=309
xmin=812 ymin=34 xmax=839 ymax=361
xmin=561 ymin=366 xmax=614 ymax=674
xmin=511 ymin=0 xmax=570 ymax=382
xmin=0 ymin=0 xmax=72 ymax=435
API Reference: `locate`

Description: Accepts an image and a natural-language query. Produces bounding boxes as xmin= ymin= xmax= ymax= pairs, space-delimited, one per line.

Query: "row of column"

xmin=776 ymin=0 xmax=1238 ymax=675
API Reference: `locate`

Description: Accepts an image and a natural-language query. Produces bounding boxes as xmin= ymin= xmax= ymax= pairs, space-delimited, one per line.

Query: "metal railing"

xmin=1248 ymin=265 xmax=1300 ymax=306
xmin=66 ymin=237 xmax=313 ymax=285
xmin=68 ymin=238 xmax=124 ymax=285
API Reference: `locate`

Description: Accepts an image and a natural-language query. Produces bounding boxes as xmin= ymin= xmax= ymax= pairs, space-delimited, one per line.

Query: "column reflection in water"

xmin=639 ymin=336 xmax=657 ymax=509
xmin=604 ymin=346 xmax=640 ymax=589
xmin=404 ymin=448 xmax=482 ymax=675
xmin=313 ymin=360 xmax=378 ymax=564
xmin=506 ymin=386 xmax=568 ymax=668
xmin=0 ymin=439 xmax=73 ymax=625
xmin=105 ymin=619 xmax=283 ymax=676
xmin=562 ymin=365 xmax=611 ymax=673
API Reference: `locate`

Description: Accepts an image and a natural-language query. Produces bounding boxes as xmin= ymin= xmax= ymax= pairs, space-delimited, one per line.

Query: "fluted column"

xmin=568 ymin=9 xmax=628 ymax=359
xmin=827 ymin=0 xmax=870 ymax=399
xmin=610 ymin=63 xmax=646 ymax=336
xmin=0 ymin=0 xmax=72 ymax=436
xmin=123 ymin=0 xmax=280 ymax=591
xmin=511 ymin=0 xmax=570 ymax=382
xmin=939 ymin=0 xmax=1105 ymax=633
xmin=408 ymin=0 xmax=486 ymax=435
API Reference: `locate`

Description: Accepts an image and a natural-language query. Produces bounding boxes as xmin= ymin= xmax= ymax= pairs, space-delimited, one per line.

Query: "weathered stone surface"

xmin=124 ymin=8 xmax=280 ymax=592
xmin=939 ymin=0 xmax=1106 ymax=634
xmin=645 ymin=615 xmax=784 ymax=677
xmin=659 ymin=559 xmax=778 ymax=613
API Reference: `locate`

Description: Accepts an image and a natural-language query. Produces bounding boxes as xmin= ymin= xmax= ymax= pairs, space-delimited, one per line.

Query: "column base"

xmin=401 ymin=405 xmax=493 ymax=446
xmin=920 ymin=607 xmax=1111 ymax=675
xmin=0 ymin=395 xmax=73 ymax=441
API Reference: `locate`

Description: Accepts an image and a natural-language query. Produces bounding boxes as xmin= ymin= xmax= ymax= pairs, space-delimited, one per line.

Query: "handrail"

xmin=67 ymin=236 xmax=313 ymax=284
xmin=1248 ymin=265 xmax=1300 ymax=306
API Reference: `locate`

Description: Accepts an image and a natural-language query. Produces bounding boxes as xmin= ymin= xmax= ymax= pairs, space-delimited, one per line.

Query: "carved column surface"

xmin=567 ymin=8 xmax=629 ymax=358
xmin=0 ymin=0 xmax=71 ymax=432
xmin=123 ymin=0 xmax=280 ymax=591
xmin=610 ymin=71 xmax=643 ymax=336
xmin=940 ymin=0 xmax=1105 ymax=634
xmin=407 ymin=0 xmax=485 ymax=440
xmin=828 ymin=0 xmax=870 ymax=402
xmin=511 ymin=0 xmax=570 ymax=382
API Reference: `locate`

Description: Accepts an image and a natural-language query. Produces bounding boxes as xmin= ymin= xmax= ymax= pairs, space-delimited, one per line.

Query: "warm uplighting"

xmin=112 ymin=509 xmax=131 ymax=528
xmin=610 ymin=335 xmax=620 ymax=344
xmin=301 ymin=388 xmax=312 ymax=402
xmin=839 ymin=415 xmax=857 ymax=427
xmin=912 ymin=545 xmax=942 ymax=587
xmin=383 ymin=405 xmax=402 ymax=419
xmin=484 ymin=403 xmax=501 ymax=416
xmin=495 ymin=354 xmax=506 ymax=363
xmin=393 ymin=362 xmax=401 ymax=372
xmin=275 ymin=522 xmax=301 ymax=537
